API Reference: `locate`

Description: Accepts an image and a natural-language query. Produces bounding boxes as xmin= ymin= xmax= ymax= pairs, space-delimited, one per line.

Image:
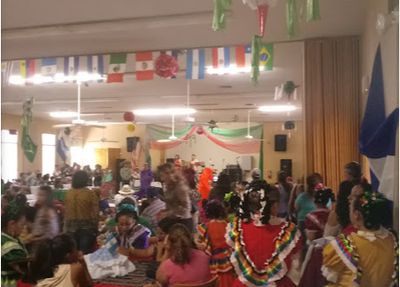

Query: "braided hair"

xmin=238 ymin=184 xmax=271 ymax=225
xmin=353 ymin=191 xmax=389 ymax=230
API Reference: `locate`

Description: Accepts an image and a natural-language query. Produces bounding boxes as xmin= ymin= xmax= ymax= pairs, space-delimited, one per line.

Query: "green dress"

xmin=1 ymin=232 xmax=28 ymax=282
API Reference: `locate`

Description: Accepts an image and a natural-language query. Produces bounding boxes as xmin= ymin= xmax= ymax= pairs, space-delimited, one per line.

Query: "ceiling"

xmin=1 ymin=0 xmax=367 ymax=124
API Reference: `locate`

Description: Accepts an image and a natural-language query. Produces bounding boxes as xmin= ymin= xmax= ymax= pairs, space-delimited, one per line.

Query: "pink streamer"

xmin=150 ymin=126 xmax=197 ymax=150
xmin=204 ymin=129 xmax=260 ymax=154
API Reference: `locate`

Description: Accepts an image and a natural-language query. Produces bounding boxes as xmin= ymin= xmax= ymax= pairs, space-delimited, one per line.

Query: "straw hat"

xmin=118 ymin=184 xmax=134 ymax=195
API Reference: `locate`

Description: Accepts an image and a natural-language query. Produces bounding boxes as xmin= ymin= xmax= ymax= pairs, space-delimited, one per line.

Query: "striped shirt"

xmin=141 ymin=198 xmax=166 ymax=229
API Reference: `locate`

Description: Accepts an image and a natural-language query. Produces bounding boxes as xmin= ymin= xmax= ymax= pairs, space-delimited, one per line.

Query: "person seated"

xmin=114 ymin=204 xmax=151 ymax=258
xmin=141 ymin=186 xmax=166 ymax=231
xmin=28 ymin=234 xmax=92 ymax=287
xmin=114 ymin=185 xmax=137 ymax=206
xmin=305 ymin=188 xmax=334 ymax=242
xmin=322 ymin=190 xmax=397 ymax=287
xmin=1 ymin=200 xmax=29 ymax=283
xmin=145 ymin=224 xmax=211 ymax=287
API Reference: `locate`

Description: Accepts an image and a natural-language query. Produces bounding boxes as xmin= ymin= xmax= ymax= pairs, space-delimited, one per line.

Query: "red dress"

xmin=226 ymin=218 xmax=301 ymax=287
xmin=304 ymin=208 xmax=330 ymax=239
xmin=198 ymin=220 xmax=236 ymax=287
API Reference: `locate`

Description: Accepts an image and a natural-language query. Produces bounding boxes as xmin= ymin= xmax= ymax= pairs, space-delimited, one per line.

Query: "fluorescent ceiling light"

xmin=258 ymin=105 xmax=297 ymax=112
xmin=49 ymin=111 xmax=78 ymax=118
xmin=206 ymin=64 xmax=251 ymax=75
xmin=133 ymin=108 xmax=196 ymax=116
xmin=8 ymin=73 xmax=107 ymax=85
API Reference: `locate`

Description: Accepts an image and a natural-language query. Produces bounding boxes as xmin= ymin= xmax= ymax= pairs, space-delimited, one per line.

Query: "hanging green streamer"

xmin=286 ymin=0 xmax=296 ymax=38
xmin=251 ymin=35 xmax=262 ymax=83
xmin=21 ymin=98 xmax=37 ymax=163
xmin=259 ymin=129 xmax=264 ymax=180
xmin=211 ymin=125 xmax=262 ymax=138
xmin=306 ymin=0 xmax=320 ymax=22
xmin=212 ymin=0 xmax=232 ymax=31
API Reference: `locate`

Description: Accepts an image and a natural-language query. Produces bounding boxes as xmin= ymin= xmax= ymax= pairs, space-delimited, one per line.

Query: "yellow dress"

xmin=322 ymin=228 xmax=397 ymax=287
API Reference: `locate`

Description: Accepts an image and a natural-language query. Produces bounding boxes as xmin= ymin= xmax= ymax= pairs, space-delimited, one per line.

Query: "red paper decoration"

xmin=155 ymin=53 xmax=179 ymax=78
xmin=123 ymin=112 xmax=135 ymax=122
xmin=196 ymin=126 xmax=204 ymax=135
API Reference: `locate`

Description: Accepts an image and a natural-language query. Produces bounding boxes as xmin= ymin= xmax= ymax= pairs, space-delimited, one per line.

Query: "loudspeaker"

xmin=127 ymin=137 xmax=140 ymax=152
xmin=274 ymin=134 xmax=287 ymax=151
xmin=280 ymin=159 xmax=292 ymax=177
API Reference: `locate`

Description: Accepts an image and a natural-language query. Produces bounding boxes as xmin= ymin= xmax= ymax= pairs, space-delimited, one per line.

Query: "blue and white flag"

xmin=41 ymin=58 xmax=57 ymax=76
xmin=186 ymin=48 xmax=205 ymax=80
xmin=56 ymin=129 xmax=70 ymax=163
xmin=87 ymin=55 xmax=104 ymax=75
xmin=64 ymin=56 xmax=80 ymax=77
xmin=359 ymin=45 xmax=399 ymax=201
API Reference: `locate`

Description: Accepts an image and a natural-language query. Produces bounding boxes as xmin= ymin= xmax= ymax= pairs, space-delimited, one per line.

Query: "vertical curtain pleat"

xmin=305 ymin=37 xmax=360 ymax=191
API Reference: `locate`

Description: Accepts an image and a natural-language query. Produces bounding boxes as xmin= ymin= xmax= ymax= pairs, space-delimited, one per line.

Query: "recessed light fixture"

xmin=258 ymin=105 xmax=297 ymax=112
xmin=49 ymin=111 xmax=78 ymax=118
xmin=133 ymin=108 xmax=196 ymax=116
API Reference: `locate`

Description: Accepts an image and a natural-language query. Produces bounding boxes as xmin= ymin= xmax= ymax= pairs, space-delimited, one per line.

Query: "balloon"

xmin=155 ymin=53 xmax=179 ymax=78
xmin=196 ymin=126 xmax=204 ymax=135
xmin=123 ymin=112 xmax=135 ymax=122
xmin=127 ymin=124 xmax=136 ymax=132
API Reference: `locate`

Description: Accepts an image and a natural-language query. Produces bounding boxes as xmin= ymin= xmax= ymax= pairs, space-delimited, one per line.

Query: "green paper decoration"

xmin=21 ymin=98 xmax=37 ymax=163
xmin=286 ymin=0 xmax=296 ymax=38
xmin=251 ymin=35 xmax=262 ymax=83
xmin=306 ymin=0 xmax=320 ymax=22
xmin=212 ymin=0 xmax=232 ymax=31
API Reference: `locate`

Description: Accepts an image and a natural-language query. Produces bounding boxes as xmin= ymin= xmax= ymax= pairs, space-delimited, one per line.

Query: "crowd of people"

xmin=1 ymin=158 xmax=398 ymax=287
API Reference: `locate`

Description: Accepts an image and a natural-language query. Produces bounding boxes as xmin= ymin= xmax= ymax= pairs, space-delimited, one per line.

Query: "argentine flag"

xmin=186 ymin=48 xmax=205 ymax=80
xmin=359 ymin=45 xmax=399 ymax=201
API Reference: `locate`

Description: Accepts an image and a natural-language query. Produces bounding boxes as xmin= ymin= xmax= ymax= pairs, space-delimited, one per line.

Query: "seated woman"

xmin=304 ymin=188 xmax=334 ymax=242
xmin=114 ymin=204 xmax=151 ymax=257
xmin=1 ymin=200 xmax=29 ymax=283
xmin=29 ymin=234 xmax=92 ymax=287
xmin=146 ymin=224 xmax=211 ymax=287
xmin=197 ymin=200 xmax=236 ymax=287
xmin=322 ymin=190 xmax=397 ymax=287
xmin=227 ymin=184 xmax=302 ymax=287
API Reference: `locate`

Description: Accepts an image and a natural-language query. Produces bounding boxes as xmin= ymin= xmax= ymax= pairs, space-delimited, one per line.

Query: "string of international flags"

xmin=1 ymin=43 xmax=274 ymax=85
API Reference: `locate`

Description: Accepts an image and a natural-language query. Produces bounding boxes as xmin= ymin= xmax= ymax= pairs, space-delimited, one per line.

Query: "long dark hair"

xmin=239 ymin=186 xmax=271 ymax=225
xmin=306 ymin=173 xmax=323 ymax=195
xmin=28 ymin=234 xmax=77 ymax=283
xmin=167 ymin=224 xmax=196 ymax=265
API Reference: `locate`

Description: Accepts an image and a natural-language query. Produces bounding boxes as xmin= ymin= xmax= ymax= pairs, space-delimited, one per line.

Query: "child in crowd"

xmin=197 ymin=200 xmax=236 ymax=287
xmin=29 ymin=234 xmax=92 ymax=287
xmin=1 ymin=200 xmax=29 ymax=284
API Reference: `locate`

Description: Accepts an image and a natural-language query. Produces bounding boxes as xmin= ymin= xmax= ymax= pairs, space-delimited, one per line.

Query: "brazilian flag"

xmin=259 ymin=43 xmax=274 ymax=71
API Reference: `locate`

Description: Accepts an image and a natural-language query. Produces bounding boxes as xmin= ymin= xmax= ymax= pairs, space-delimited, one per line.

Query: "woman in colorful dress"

xmin=322 ymin=189 xmax=398 ymax=287
xmin=197 ymin=200 xmax=236 ymax=287
xmin=1 ymin=200 xmax=29 ymax=284
xmin=114 ymin=204 xmax=151 ymax=256
xmin=227 ymin=183 xmax=302 ymax=287
xmin=304 ymin=187 xmax=335 ymax=241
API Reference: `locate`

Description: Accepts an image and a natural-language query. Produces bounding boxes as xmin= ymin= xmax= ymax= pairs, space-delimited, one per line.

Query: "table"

xmin=94 ymin=262 xmax=154 ymax=287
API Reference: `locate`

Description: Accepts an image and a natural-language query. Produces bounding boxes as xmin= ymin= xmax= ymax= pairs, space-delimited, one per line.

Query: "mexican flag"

xmin=107 ymin=53 xmax=127 ymax=83
xmin=136 ymin=52 xmax=154 ymax=80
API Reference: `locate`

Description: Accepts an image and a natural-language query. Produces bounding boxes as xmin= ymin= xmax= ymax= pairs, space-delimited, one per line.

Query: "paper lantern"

xmin=155 ymin=53 xmax=179 ymax=78
xmin=123 ymin=112 xmax=135 ymax=122
xmin=127 ymin=124 xmax=136 ymax=132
